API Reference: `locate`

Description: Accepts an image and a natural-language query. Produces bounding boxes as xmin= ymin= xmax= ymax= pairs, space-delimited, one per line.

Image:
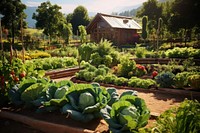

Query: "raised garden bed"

xmin=0 ymin=107 xmax=108 ymax=133
xmin=45 ymin=67 xmax=81 ymax=79
xmin=71 ymin=77 xmax=200 ymax=101
xmin=131 ymin=58 xmax=200 ymax=65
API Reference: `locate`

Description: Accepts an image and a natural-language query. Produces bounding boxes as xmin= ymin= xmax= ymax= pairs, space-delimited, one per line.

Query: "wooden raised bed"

xmin=71 ymin=77 xmax=200 ymax=101
xmin=131 ymin=58 xmax=200 ymax=65
xmin=0 ymin=108 xmax=108 ymax=133
xmin=45 ymin=67 xmax=81 ymax=79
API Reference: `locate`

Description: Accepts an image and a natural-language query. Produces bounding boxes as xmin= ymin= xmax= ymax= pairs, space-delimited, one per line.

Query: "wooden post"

xmin=21 ymin=16 xmax=25 ymax=63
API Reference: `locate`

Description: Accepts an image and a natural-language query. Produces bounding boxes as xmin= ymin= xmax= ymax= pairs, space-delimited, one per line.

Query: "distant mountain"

xmin=24 ymin=6 xmax=37 ymax=28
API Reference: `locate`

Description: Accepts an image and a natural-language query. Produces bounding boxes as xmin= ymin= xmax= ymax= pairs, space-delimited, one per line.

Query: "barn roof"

xmin=87 ymin=13 xmax=142 ymax=31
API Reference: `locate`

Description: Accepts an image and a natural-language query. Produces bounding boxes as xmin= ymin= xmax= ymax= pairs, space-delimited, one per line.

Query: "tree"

xmin=137 ymin=0 xmax=162 ymax=33
xmin=0 ymin=0 xmax=26 ymax=63
xmin=78 ymin=25 xmax=87 ymax=44
xmin=168 ymin=0 xmax=200 ymax=32
xmin=58 ymin=22 xmax=72 ymax=45
xmin=32 ymin=1 xmax=64 ymax=43
xmin=69 ymin=6 xmax=90 ymax=35
xmin=142 ymin=16 xmax=148 ymax=43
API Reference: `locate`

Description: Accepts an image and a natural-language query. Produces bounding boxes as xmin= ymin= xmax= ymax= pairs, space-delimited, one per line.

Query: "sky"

xmin=21 ymin=0 xmax=148 ymax=14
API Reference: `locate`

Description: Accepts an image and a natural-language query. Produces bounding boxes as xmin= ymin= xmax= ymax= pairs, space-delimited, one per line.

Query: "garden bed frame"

xmin=45 ymin=67 xmax=81 ymax=79
xmin=131 ymin=58 xmax=200 ymax=65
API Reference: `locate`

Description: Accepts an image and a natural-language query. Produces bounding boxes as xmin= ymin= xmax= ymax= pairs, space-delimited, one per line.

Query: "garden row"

xmin=75 ymin=61 xmax=200 ymax=91
xmin=2 ymin=76 xmax=199 ymax=133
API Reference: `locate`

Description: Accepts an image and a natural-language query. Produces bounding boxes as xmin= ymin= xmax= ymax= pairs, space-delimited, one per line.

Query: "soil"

xmin=0 ymin=77 xmax=199 ymax=133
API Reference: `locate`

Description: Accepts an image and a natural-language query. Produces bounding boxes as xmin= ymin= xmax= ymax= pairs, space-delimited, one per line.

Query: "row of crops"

xmin=0 ymin=40 xmax=200 ymax=132
xmin=4 ymin=76 xmax=200 ymax=133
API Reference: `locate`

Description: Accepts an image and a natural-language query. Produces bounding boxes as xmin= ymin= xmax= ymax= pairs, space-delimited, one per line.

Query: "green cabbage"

xmin=79 ymin=92 xmax=95 ymax=110
xmin=100 ymin=95 xmax=150 ymax=132
xmin=54 ymin=86 xmax=68 ymax=99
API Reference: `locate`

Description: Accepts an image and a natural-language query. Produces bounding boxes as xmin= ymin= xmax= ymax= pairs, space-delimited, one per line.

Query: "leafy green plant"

xmin=104 ymin=73 xmax=118 ymax=84
xmin=61 ymin=83 xmax=115 ymax=122
xmin=128 ymin=77 xmax=156 ymax=89
xmin=151 ymin=99 xmax=200 ymax=133
xmin=114 ymin=77 xmax=128 ymax=86
xmin=100 ymin=94 xmax=150 ymax=133
xmin=117 ymin=55 xmax=136 ymax=78
xmin=174 ymin=72 xmax=191 ymax=89
xmin=155 ymin=72 xmax=175 ymax=88
xmin=188 ymin=74 xmax=200 ymax=90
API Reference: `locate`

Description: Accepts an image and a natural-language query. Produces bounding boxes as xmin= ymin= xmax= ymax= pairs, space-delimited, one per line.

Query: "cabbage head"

xmin=61 ymin=83 xmax=110 ymax=122
xmin=54 ymin=86 xmax=68 ymax=99
xmin=100 ymin=95 xmax=150 ymax=133
xmin=79 ymin=92 xmax=95 ymax=110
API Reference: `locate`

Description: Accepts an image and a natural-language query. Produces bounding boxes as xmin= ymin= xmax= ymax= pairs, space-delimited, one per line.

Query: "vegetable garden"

xmin=0 ymin=39 xmax=200 ymax=133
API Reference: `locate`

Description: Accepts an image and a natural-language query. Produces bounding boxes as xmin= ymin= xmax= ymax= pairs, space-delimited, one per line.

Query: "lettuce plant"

xmin=100 ymin=94 xmax=150 ymax=133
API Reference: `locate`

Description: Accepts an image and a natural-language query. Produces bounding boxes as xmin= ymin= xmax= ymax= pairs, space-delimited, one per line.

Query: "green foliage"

xmin=142 ymin=16 xmax=148 ymax=40
xmin=25 ymin=57 xmax=78 ymax=71
xmin=75 ymin=63 xmax=110 ymax=82
xmin=58 ymin=22 xmax=72 ymax=44
xmin=0 ymin=0 xmax=26 ymax=43
xmin=155 ymin=72 xmax=175 ymax=88
xmin=32 ymin=1 xmax=65 ymax=42
xmin=69 ymin=5 xmax=90 ymax=35
xmin=61 ymin=83 xmax=110 ymax=122
xmin=117 ymin=55 xmax=136 ymax=78
xmin=188 ymin=74 xmax=200 ymax=90
xmin=137 ymin=0 xmax=162 ymax=32
xmin=174 ymin=72 xmax=191 ymax=89
xmin=78 ymin=43 xmax=96 ymax=61
xmin=78 ymin=25 xmax=87 ymax=43
xmin=128 ymin=77 xmax=156 ymax=89
xmin=78 ymin=40 xmax=120 ymax=67
xmin=114 ymin=77 xmax=128 ymax=86
xmin=21 ymin=83 xmax=47 ymax=104
xmin=100 ymin=95 xmax=150 ymax=132
xmin=165 ymin=47 xmax=200 ymax=58
xmin=168 ymin=0 xmax=200 ymax=32
xmin=47 ymin=47 xmax=78 ymax=58
xmin=104 ymin=74 xmax=118 ymax=84
xmin=151 ymin=99 xmax=200 ymax=133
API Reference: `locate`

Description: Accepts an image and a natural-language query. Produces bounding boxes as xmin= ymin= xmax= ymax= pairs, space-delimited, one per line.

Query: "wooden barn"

xmin=86 ymin=13 xmax=142 ymax=45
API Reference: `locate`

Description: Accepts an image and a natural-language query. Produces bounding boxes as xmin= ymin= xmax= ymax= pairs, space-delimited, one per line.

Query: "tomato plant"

xmin=152 ymin=71 xmax=158 ymax=78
